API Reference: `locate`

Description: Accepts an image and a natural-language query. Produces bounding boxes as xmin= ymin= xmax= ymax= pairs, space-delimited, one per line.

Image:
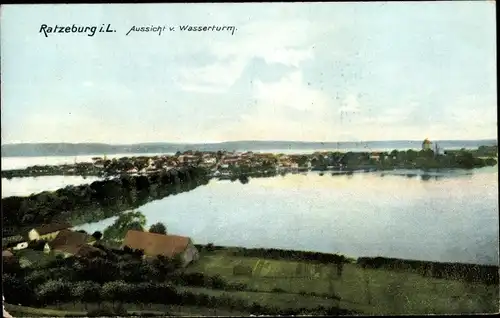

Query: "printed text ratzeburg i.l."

xmin=39 ymin=24 xmax=116 ymax=37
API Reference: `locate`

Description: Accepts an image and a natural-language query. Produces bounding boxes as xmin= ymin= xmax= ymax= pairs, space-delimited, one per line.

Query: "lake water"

xmin=2 ymin=154 xmax=498 ymax=265
xmin=1 ymin=175 xmax=102 ymax=198
xmin=1 ymin=153 xmax=174 ymax=170
xmin=73 ymin=167 xmax=499 ymax=266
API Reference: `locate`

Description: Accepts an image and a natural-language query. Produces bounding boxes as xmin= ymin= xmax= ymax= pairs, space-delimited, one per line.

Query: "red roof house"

xmin=122 ymin=230 xmax=199 ymax=267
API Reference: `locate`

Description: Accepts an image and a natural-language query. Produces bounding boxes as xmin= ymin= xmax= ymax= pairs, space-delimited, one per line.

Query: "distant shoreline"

xmin=2 ymin=146 xmax=497 ymax=179
xmin=2 ymin=139 xmax=497 ymax=157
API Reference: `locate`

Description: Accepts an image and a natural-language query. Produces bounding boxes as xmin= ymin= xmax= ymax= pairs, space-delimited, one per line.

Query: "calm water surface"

xmin=1 ymin=175 xmax=102 ymax=198
xmin=74 ymin=168 xmax=499 ymax=265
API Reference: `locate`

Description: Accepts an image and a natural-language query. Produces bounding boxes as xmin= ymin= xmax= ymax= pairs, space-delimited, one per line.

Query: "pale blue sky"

xmin=1 ymin=2 xmax=497 ymax=144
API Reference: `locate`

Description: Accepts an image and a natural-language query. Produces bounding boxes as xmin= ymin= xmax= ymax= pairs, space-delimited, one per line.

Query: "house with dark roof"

xmin=50 ymin=243 xmax=104 ymax=259
xmin=27 ymin=222 xmax=72 ymax=241
xmin=44 ymin=229 xmax=99 ymax=258
xmin=122 ymin=230 xmax=199 ymax=267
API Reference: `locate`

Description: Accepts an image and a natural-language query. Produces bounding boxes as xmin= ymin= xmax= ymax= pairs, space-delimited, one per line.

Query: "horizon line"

xmin=2 ymin=138 xmax=498 ymax=146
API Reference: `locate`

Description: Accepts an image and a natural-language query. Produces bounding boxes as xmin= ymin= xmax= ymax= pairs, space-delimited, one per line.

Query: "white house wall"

xmin=28 ymin=229 xmax=40 ymax=241
xmin=12 ymin=242 xmax=28 ymax=250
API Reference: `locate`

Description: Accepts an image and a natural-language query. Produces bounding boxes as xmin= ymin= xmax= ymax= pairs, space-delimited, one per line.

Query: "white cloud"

xmin=176 ymin=57 xmax=247 ymax=93
xmin=339 ymin=94 xmax=362 ymax=114
xmin=253 ymin=71 xmax=329 ymax=112
xmin=204 ymin=70 xmax=336 ymax=141
xmin=176 ymin=19 xmax=331 ymax=93
xmin=211 ymin=20 xmax=322 ymax=64
xmin=450 ymin=95 xmax=497 ymax=126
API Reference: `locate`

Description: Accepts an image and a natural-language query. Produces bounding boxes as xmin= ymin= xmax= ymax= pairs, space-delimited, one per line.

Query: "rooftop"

xmin=122 ymin=230 xmax=191 ymax=258
xmin=32 ymin=222 xmax=72 ymax=236
xmin=48 ymin=230 xmax=90 ymax=249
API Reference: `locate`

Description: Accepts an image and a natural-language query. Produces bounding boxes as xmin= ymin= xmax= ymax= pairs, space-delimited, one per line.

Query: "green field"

xmin=5 ymin=249 xmax=498 ymax=316
xmin=6 ymin=302 xmax=250 ymax=317
xmin=185 ymin=250 xmax=499 ymax=315
xmin=5 ymin=304 xmax=87 ymax=317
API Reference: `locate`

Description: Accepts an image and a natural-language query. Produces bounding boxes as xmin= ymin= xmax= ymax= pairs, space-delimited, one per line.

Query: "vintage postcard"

xmin=1 ymin=2 xmax=498 ymax=317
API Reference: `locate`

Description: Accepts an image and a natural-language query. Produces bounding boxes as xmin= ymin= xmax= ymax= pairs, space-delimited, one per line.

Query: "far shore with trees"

xmin=1 ymin=145 xmax=497 ymax=179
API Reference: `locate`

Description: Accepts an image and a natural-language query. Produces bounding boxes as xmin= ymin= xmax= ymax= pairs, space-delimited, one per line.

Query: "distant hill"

xmin=1 ymin=140 xmax=497 ymax=157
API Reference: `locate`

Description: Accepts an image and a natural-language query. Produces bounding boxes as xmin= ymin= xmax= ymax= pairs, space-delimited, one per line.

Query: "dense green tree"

xmin=36 ymin=279 xmax=71 ymax=308
xmin=3 ymin=273 xmax=36 ymax=306
xmin=149 ymin=222 xmax=167 ymax=235
xmin=92 ymin=231 xmax=103 ymax=241
xmin=76 ymin=257 xmax=119 ymax=284
xmin=101 ymin=280 xmax=130 ymax=310
xmin=455 ymin=151 xmax=476 ymax=169
xmin=405 ymin=149 xmax=418 ymax=161
xmin=103 ymin=211 xmax=146 ymax=242
xmin=71 ymin=281 xmax=101 ymax=309
xmin=292 ymin=155 xmax=308 ymax=167
xmin=3 ymin=258 xmax=23 ymax=276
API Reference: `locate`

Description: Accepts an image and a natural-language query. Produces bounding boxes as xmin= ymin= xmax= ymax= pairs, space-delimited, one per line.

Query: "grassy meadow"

xmin=184 ymin=249 xmax=499 ymax=315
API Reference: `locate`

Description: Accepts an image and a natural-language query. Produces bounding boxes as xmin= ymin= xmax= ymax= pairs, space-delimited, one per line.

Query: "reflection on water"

xmin=1 ymin=176 xmax=102 ymax=198
xmin=74 ymin=167 xmax=499 ymax=265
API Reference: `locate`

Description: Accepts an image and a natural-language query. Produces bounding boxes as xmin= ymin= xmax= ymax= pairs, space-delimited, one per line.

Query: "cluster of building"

xmin=70 ymin=138 xmax=447 ymax=178
xmin=2 ymin=222 xmax=199 ymax=270
xmin=2 ymin=223 xmax=102 ymax=268
xmin=94 ymin=151 xmax=281 ymax=176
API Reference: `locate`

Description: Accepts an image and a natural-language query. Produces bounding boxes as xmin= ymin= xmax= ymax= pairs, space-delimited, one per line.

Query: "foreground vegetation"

xmin=185 ymin=247 xmax=499 ymax=315
xmin=2 ymin=244 xmax=354 ymax=316
xmin=4 ymin=236 xmax=498 ymax=316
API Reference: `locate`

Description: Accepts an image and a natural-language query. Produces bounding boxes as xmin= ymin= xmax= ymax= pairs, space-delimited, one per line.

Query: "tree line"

xmin=357 ymin=257 xmax=499 ymax=285
xmin=2 ymin=166 xmax=209 ymax=229
xmin=309 ymin=149 xmax=497 ymax=171
xmin=196 ymin=245 xmax=349 ymax=265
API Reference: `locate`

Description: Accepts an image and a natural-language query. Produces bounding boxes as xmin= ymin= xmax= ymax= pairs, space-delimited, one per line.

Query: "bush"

xmin=36 ymin=279 xmax=72 ymax=306
xmin=179 ymin=272 xmax=205 ymax=286
xmin=233 ymin=264 xmax=253 ymax=276
xmin=208 ymin=274 xmax=226 ymax=289
xmin=249 ymin=301 xmax=265 ymax=314
xmin=229 ymin=282 xmax=247 ymax=291
xmin=271 ymin=287 xmax=285 ymax=293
